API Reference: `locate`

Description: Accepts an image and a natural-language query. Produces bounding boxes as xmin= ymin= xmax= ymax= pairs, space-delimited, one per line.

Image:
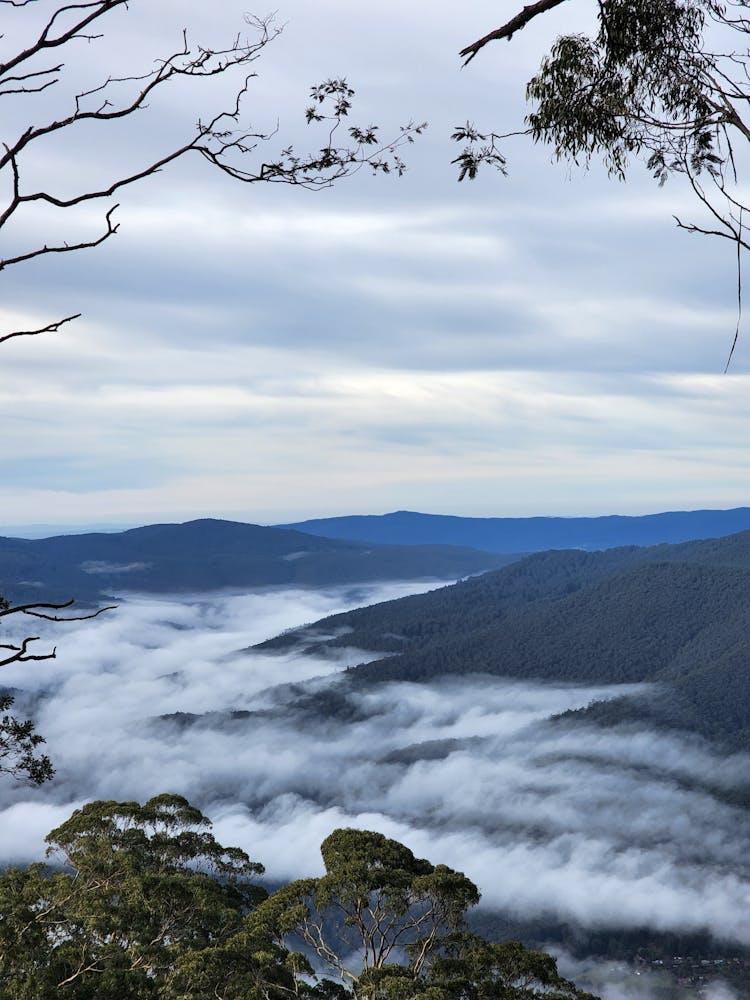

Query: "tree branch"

xmin=0 ymin=312 xmax=80 ymax=344
xmin=0 ymin=204 xmax=120 ymax=271
xmin=460 ymin=0 xmax=570 ymax=65
xmin=0 ymin=597 xmax=116 ymax=668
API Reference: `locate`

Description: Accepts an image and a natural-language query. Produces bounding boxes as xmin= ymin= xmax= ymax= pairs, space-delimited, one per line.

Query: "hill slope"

xmin=258 ymin=531 xmax=750 ymax=748
xmin=0 ymin=518 xmax=519 ymax=604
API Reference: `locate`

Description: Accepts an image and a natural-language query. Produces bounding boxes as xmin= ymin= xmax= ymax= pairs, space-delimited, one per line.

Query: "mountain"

xmin=279 ymin=507 xmax=750 ymax=553
xmin=257 ymin=530 xmax=750 ymax=748
xmin=0 ymin=518 xmax=519 ymax=604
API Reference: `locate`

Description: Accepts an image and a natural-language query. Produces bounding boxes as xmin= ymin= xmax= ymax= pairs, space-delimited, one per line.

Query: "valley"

xmin=2 ymin=516 xmax=750 ymax=998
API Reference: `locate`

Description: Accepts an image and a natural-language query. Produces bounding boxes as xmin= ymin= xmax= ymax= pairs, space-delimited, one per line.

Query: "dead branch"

xmin=0 ymin=597 xmax=117 ymax=621
xmin=0 ymin=637 xmax=55 ymax=668
xmin=0 ymin=204 xmax=120 ymax=270
xmin=0 ymin=312 xmax=80 ymax=344
xmin=0 ymin=597 xmax=116 ymax=668
xmin=460 ymin=0 xmax=570 ymax=65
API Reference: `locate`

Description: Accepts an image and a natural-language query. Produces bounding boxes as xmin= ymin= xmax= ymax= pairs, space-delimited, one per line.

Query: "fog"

xmin=1 ymin=582 xmax=748 ymax=997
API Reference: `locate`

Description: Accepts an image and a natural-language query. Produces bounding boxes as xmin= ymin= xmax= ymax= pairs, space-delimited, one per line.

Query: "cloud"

xmin=2 ymin=582 xmax=750 ymax=976
xmin=81 ymin=561 xmax=152 ymax=574
xmin=555 ymin=953 xmax=741 ymax=1000
xmin=1 ymin=1 xmax=747 ymax=527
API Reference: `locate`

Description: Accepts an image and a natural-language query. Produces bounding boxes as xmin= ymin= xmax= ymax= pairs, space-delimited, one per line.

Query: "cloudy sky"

xmin=2 ymin=0 xmax=749 ymax=531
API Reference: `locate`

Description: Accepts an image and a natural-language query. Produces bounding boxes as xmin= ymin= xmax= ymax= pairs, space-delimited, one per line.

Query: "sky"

xmin=3 ymin=0 xmax=750 ymax=530
xmin=0 ymin=584 xmax=747 ymax=999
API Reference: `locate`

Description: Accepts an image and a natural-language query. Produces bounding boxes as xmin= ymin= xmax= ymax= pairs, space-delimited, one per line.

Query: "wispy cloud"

xmin=1 ymin=1 xmax=746 ymax=525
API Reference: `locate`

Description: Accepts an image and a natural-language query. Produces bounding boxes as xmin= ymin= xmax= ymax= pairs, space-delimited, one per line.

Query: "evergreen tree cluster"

xmin=0 ymin=794 xmax=595 ymax=1000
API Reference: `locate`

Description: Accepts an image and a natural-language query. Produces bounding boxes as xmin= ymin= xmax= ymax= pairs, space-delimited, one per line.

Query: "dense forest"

xmin=0 ymin=794 xmax=595 ymax=1000
xmin=257 ymin=531 xmax=750 ymax=748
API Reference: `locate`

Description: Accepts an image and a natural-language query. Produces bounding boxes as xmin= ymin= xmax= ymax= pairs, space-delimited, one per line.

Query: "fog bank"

xmin=2 ymin=582 xmax=749 ymax=964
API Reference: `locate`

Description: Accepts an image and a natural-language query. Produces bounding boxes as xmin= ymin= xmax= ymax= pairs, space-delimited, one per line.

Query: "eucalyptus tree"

xmin=455 ymin=0 xmax=750 ymax=363
xmin=458 ymin=0 xmax=748 ymax=232
xmin=0 ymin=806 xmax=598 ymax=1000
xmin=0 ymin=794 xmax=267 ymax=998
xmin=248 ymin=827 xmax=596 ymax=1000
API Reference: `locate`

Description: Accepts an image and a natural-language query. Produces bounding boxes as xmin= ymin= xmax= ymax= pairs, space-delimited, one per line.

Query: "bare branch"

xmin=0 ymin=597 xmax=116 ymax=620
xmin=460 ymin=0 xmax=570 ymax=65
xmin=0 ymin=63 xmax=62 ymax=96
xmin=0 ymin=597 xmax=115 ymax=670
xmin=0 ymin=1 xmax=131 ymax=80
xmin=23 ymin=603 xmax=117 ymax=622
xmin=0 ymin=312 xmax=80 ymax=345
xmin=0 ymin=12 xmax=421 ymax=314
xmin=726 ymin=206 xmax=743 ymax=372
xmin=0 ymin=636 xmax=55 ymax=667
xmin=0 ymin=204 xmax=120 ymax=271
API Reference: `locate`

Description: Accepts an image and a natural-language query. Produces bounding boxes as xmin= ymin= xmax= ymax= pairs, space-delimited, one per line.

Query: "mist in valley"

xmin=1 ymin=581 xmax=748 ymax=999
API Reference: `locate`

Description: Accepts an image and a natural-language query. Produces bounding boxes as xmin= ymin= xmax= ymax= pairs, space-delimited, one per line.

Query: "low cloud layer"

xmin=2 ymin=582 xmax=749 ymax=982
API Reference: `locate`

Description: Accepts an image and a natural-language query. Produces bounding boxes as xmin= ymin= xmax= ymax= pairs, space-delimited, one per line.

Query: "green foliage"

xmin=0 ymin=794 xmax=266 ymax=998
xmin=428 ymin=934 xmax=598 ymax=1000
xmin=250 ymin=828 xmax=480 ymax=986
xmin=0 ymin=694 xmax=53 ymax=785
xmin=457 ymin=0 xmax=750 ymax=262
xmin=262 ymin=530 xmax=750 ymax=749
xmin=525 ymin=0 xmax=718 ymax=181
xmin=0 ymin=801 xmax=598 ymax=999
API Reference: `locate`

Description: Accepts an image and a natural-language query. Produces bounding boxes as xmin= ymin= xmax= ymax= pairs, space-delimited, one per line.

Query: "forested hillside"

xmin=0 ymin=519 xmax=517 ymax=605
xmin=258 ymin=531 xmax=750 ymax=748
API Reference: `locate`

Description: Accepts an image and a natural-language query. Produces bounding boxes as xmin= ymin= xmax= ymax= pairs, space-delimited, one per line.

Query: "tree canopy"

xmin=0 ymin=797 xmax=597 ymax=1000
xmin=460 ymin=0 xmax=744 ymax=195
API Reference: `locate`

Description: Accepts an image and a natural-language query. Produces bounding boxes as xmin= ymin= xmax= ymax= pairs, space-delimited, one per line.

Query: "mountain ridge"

xmin=0 ymin=517 xmax=517 ymax=604
xmin=279 ymin=506 xmax=750 ymax=553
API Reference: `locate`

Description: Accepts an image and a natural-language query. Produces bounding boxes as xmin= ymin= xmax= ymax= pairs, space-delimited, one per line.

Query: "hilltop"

xmin=0 ymin=518 xmax=517 ymax=605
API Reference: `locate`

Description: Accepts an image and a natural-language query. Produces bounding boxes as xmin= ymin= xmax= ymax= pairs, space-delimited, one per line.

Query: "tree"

xmin=0 ymin=794 xmax=267 ymax=998
xmin=0 ymin=808 xmax=598 ymax=999
xmin=250 ymin=828 xmax=480 ymax=985
xmin=0 ymin=693 xmax=52 ymax=784
xmin=455 ymin=0 xmax=750 ymax=362
xmin=248 ymin=828 xmax=596 ymax=1000
xmin=0 ymin=594 xmax=115 ymax=783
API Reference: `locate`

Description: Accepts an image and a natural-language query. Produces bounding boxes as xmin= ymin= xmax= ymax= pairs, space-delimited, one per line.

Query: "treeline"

xmin=257 ymin=531 xmax=750 ymax=748
xmin=0 ymin=794 xmax=596 ymax=1000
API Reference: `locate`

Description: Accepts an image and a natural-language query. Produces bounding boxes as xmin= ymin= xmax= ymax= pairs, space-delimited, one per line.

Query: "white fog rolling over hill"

xmin=1 ymin=584 xmax=750 ymax=968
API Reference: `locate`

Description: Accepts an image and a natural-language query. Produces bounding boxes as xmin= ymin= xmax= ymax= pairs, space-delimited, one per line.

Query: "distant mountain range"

xmin=257 ymin=529 xmax=750 ymax=749
xmin=280 ymin=507 xmax=750 ymax=553
xmin=0 ymin=518 xmax=517 ymax=605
